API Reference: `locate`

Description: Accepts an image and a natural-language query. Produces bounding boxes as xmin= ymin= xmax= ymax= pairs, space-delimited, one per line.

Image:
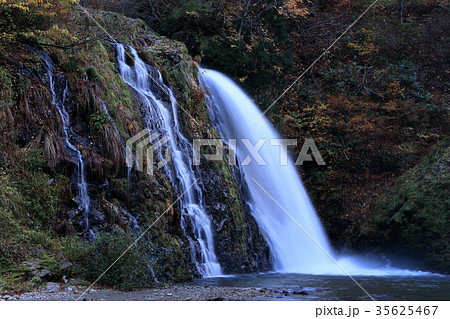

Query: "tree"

xmin=0 ymin=0 xmax=77 ymax=42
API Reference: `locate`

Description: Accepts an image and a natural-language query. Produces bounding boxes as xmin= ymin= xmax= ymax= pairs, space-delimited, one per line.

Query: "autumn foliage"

xmin=281 ymin=0 xmax=309 ymax=18
xmin=0 ymin=0 xmax=77 ymax=42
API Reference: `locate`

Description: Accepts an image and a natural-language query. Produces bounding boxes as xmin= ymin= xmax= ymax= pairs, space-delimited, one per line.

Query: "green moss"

xmin=36 ymin=252 xmax=60 ymax=272
xmin=30 ymin=276 xmax=43 ymax=287
xmin=85 ymin=67 xmax=99 ymax=82
xmin=366 ymin=140 xmax=450 ymax=272
xmin=217 ymin=160 xmax=246 ymax=230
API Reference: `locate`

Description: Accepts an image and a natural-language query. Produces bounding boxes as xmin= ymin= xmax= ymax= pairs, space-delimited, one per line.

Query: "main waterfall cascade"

xmin=199 ymin=68 xmax=334 ymax=274
xmin=199 ymin=68 xmax=430 ymax=276
xmin=115 ymin=44 xmax=222 ymax=277
xmin=43 ymin=54 xmax=91 ymax=229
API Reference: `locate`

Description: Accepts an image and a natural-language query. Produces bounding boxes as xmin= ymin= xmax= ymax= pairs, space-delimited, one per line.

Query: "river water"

xmin=193 ymin=273 xmax=449 ymax=300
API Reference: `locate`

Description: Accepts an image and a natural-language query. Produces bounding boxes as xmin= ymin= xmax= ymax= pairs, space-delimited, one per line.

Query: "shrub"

xmin=63 ymin=228 xmax=155 ymax=290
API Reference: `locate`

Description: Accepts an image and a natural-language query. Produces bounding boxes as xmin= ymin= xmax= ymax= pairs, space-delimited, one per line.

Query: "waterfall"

xmin=199 ymin=69 xmax=336 ymax=274
xmin=43 ymin=54 xmax=91 ymax=229
xmin=100 ymin=99 xmax=119 ymax=135
xmin=115 ymin=44 xmax=222 ymax=277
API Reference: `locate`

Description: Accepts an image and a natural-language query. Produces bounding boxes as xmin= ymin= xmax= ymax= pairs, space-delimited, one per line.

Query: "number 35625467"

xmin=375 ymin=306 xmax=438 ymax=316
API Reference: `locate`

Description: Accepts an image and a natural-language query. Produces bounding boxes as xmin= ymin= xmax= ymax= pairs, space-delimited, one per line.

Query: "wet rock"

xmin=23 ymin=260 xmax=52 ymax=278
xmin=215 ymin=217 xmax=230 ymax=232
xmin=66 ymin=210 xmax=78 ymax=219
xmin=88 ymin=208 xmax=105 ymax=225
xmin=198 ymin=159 xmax=272 ymax=274
xmin=59 ymin=261 xmax=72 ymax=271
xmin=22 ymin=252 xmax=72 ymax=283
xmin=213 ymin=203 xmax=227 ymax=212
xmin=46 ymin=282 xmax=61 ymax=293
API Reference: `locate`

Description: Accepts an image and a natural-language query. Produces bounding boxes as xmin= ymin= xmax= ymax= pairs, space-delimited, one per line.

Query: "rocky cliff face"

xmin=132 ymin=30 xmax=272 ymax=273
xmin=0 ymin=10 xmax=270 ymax=289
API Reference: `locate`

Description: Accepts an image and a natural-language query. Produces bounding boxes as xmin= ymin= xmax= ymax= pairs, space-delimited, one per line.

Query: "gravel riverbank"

xmin=2 ymin=283 xmax=311 ymax=301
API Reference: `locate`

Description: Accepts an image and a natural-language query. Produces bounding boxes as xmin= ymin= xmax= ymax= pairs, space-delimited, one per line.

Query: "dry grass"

xmin=99 ymin=199 xmax=125 ymax=230
xmin=44 ymin=129 xmax=69 ymax=170
xmin=100 ymin=124 xmax=126 ymax=175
